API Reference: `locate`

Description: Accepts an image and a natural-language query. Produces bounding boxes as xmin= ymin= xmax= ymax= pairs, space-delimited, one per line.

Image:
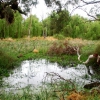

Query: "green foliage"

xmin=20 ymin=15 xmax=42 ymax=37
xmin=0 ymin=49 xmax=16 ymax=78
xmin=0 ymin=49 xmax=15 ymax=69
xmin=44 ymin=12 xmax=100 ymax=40
xmin=95 ymin=44 xmax=100 ymax=55
xmin=1 ymin=7 xmax=100 ymax=40
xmin=5 ymin=6 xmax=14 ymax=24
xmin=48 ymin=10 xmax=70 ymax=36
xmin=53 ymin=34 xmax=65 ymax=40
xmin=0 ymin=38 xmax=100 ymax=99
xmin=0 ymin=0 xmax=100 ymax=40
xmin=0 ymin=13 xmax=42 ymax=38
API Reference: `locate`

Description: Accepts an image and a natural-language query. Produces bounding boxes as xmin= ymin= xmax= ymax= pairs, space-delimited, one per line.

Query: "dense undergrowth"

xmin=0 ymin=37 xmax=100 ymax=100
xmin=0 ymin=49 xmax=16 ymax=78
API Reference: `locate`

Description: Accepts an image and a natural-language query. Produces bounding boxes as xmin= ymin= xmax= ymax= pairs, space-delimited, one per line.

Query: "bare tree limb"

xmin=81 ymin=0 xmax=100 ymax=5
xmin=43 ymin=72 xmax=76 ymax=89
xmin=69 ymin=0 xmax=100 ymax=21
xmin=79 ymin=8 xmax=98 ymax=20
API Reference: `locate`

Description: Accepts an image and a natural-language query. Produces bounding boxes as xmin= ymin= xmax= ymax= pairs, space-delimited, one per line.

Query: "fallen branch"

xmin=43 ymin=72 xmax=76 ymax=90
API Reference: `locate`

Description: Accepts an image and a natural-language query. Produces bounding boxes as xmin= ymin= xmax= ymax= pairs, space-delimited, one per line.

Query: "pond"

xmin=2 ymin=59 xmax=94 ymax=92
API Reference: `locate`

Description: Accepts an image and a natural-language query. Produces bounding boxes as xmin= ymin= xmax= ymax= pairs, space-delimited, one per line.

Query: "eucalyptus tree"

xmin=0 ymin=19 xmax=5 ymax=38
xmin=0 ymin=0 xmax=37 ymax=23
xmin=1 ymin=0 xmax=100 ymax=39
xmin=11 ymin=12 xmax=23 ymax=38
xmin=67 ymin=0 xmax=100 ymax=21
xmin=0 ymin=18 xmax=10 ymax=38
xmin=44 ymin=0 xmax=100 ymax=21
xmin=31 ymin=15 xmax=42 ymax=36
xmin=1 ymin=0 xmax=100 ymax=23
xmin=69 ymin=15 xmax=87 ymax=38
xmin=42 ymin=17 xmax=51 ymax=36
xmin=0 ymin=12 xmax=23 ymax=38
xmin=23 ymin=15 xmax=42 ymax=37
xmin=48 ymin=9 xmax=70 ymax=36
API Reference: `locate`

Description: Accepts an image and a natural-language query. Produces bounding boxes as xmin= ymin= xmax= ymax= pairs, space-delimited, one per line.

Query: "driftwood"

xmin=84 ymin=81 xmax=100 ymax=89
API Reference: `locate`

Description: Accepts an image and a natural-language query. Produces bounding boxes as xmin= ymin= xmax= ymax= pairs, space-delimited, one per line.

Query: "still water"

xmin=2 ymin=59 xmax=92 ymax=91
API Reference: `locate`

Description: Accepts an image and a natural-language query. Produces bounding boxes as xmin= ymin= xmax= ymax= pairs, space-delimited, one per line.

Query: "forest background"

xmin=0 ymin=9 xmax=100 ymax=40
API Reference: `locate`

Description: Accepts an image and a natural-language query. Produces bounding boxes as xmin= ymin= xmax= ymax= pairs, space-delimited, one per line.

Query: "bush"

xmin=47 ymin=41 xmax=77 ymax=56
xmin=53 ymin=34 xmax=65 ymax=40
xmin=0 ymin=49 xmax=16 ymax=69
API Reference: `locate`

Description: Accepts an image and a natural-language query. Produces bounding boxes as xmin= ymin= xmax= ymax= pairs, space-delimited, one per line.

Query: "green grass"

xmin=53 ymin=34 xmax=65 ymax=40
xmin=0 ymin=38 xmax=100 ymax=77
xmin=0 ymin=80 xmax=100 ymax=100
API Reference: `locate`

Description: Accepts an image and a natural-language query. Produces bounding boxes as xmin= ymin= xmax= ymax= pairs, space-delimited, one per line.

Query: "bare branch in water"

xmin=43 ymin=72 xmax=76 ymax=91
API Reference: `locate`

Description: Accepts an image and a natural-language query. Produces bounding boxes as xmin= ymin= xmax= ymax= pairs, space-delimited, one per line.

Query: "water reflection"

xmin=3 ymin=59 xmax=92 ymax=91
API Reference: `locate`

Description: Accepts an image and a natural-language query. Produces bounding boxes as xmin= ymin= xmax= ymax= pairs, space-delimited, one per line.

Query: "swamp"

xmin=0 ymin=37 xmax=100 ymax=100
xmin=0 ymin=0 xmax=100 ymax=99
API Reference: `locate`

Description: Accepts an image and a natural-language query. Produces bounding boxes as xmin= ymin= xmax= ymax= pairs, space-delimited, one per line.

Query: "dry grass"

xmin=66 ymin=38 xmax=92 ymax=46
xmin=23 ymin=36 xmax=57 ymax=41
xmin=1 ymin=37 xmax=15 ymax=42
xmin=67 ymin=92 xmax=84 ymax=100
xmin=1 ymin=36 xmax=99 ymax=44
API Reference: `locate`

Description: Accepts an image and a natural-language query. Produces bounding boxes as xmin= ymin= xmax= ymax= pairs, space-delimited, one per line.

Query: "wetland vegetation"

xmin=0 ymin=1 xmax=100 ymax=99
xmin=0 ymin=37 xmax=99 ymax=77
xmin=0 ymin=37 xmax=100 ymax=100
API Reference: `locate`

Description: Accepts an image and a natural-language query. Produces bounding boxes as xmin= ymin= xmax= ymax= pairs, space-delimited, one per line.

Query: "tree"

xmin=0 ymin=0 xmax=64 ymax=24
xmin=0 ymin=0 xmax=37 ymax=23
xmin=23 ymin=15 xmax=42 ymax=37
xmin=44 ymin=0 xmax=100 ymax=21
xmin=48 ymin=10 xmax=70 ymax=36
xmin=1 ymin=0 xmax=100 ymax=24
xmin=0 ymin=12 xmax=23 ymax=38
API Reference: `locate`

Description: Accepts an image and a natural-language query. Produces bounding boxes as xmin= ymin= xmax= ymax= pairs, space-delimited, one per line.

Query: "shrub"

xmin=47 ymin=41 xmax=77 ymax=56
xmin=0 ymin=49 xmax=16 ymax=69
xmin=53 ymin=34 xmax=65 ymax=40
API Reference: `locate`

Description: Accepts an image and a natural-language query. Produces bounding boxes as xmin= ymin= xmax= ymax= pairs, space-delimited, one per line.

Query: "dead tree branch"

xmin=70 ymin=0 xmax=100 ymax=21
xmin=43 ymin=72 xmax=76 ymax=90
xmin=79 ymin=8 xmax=98 ymax=20
xmin=81 ymin=0 xmax=100 ymax=5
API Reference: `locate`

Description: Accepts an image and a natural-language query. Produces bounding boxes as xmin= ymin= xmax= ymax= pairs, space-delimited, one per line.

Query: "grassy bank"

xmin=0 ymin=37 xmax=99 ymax=78
xmin=0 ymin=37 xmax=100 ymax=99
xmin=0 ymin=79 xmax=100 ymax=100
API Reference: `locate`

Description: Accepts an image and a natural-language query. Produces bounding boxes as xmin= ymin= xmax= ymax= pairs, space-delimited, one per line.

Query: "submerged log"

xmin=84 ymin=82 xmax=100 ymax=89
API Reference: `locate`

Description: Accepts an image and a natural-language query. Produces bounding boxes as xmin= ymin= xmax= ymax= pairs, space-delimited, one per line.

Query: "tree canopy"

xmin=44 ymin=0 xmax=100 ymax=21
xmin=0 ymin=0 xmax=37 ymax=23
xmin=0 ymin=0 xmax=100 ymax=24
